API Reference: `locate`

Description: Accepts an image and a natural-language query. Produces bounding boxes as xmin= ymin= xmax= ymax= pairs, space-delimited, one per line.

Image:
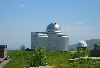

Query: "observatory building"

xmin=31 ymin=23 xmax=69 ymax=51
xmin=77 ymin=41 xmax=87 ymax=50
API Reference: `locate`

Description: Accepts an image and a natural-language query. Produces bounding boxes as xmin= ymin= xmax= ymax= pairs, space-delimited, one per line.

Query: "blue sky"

xmin=0 ymin=0 xmax=100 ymax=49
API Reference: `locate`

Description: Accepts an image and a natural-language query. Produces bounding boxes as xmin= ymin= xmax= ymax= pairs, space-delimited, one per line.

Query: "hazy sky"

xmin=0 ymin=0 xmax=100 ymax=49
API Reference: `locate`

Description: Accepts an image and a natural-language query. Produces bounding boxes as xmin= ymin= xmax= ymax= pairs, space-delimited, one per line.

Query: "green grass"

xmin=3 ymin=50 xmax=70 ymax=68
xmin=3 ymin=50 xmax=34 ymax=68
xmin=3 ymin=50 xmax=100 ymax=68
xmin=45 ymin=51 xmax=70 ymax=67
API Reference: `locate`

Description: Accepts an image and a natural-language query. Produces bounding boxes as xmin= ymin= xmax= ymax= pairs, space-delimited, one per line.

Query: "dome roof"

xmin=46 ymin=23 xmax=61 ymax=32
xmin=77 ymin=41 xmax=87 ymax=47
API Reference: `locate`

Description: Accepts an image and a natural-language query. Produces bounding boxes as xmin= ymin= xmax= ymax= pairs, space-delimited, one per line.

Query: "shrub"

xmin=29 ymin=46 xmax=47 ymax=67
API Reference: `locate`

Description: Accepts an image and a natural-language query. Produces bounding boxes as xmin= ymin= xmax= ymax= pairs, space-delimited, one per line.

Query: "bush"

xmin=29 ymin=46 xmax=47 ymax=67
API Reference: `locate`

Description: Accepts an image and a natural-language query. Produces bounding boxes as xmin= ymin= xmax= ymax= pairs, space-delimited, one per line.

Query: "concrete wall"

xmin=31 ymin=32 xmax=48 ymax=50
xmin=57 ymin=36 xmax=69 ymax=51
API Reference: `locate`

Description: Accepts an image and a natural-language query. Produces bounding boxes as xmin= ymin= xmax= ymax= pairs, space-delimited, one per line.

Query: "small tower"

xmin=77 ymin=41 xmax=87 ymax=50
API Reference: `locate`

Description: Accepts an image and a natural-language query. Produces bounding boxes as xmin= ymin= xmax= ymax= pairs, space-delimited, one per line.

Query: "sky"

xmin=0 ymin=0 xmax=100 ymax=49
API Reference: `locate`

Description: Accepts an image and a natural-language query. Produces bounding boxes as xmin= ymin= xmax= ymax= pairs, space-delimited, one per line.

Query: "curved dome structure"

xmin=77 ymin=40 xmax=87 ymax=47
xmin=46 ymin=23 xmax=61 ymax=32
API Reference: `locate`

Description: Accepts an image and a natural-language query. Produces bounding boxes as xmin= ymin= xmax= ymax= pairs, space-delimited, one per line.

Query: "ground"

xmin=0 ymin=59 xmax=10 ymax=68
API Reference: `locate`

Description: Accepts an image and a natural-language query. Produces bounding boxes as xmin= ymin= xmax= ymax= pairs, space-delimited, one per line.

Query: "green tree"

xmin=20 ymin=45 xmax=26 ymax=50
xmin=69 ymin=48 xmax=90 ymax=59
xmin=29 ymin=46 xmax=47 ymax=67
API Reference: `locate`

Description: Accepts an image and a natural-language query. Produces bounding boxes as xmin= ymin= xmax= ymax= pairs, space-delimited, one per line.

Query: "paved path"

xmin=81 ymin=57 xmax=100 ymax=59
xmin=30 ymin=65 xmax=55 ymax=68
xmin=0 ymin=59 xmax=11 ymax=68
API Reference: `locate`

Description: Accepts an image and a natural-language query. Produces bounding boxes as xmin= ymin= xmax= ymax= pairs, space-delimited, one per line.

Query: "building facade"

xmin=31 ymin=23 xmax=69 ymax=51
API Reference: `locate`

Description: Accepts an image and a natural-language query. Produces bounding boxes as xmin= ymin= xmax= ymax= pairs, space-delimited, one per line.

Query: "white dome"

xmin=46 ymin=23 xmax=61 ymax=32
xmin=77 ymin=40 xmax=87 ymax=47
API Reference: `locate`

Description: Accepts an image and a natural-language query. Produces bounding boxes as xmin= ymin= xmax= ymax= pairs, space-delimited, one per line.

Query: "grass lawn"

xmin=3 ymin=50 xmax=70 ymax=68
